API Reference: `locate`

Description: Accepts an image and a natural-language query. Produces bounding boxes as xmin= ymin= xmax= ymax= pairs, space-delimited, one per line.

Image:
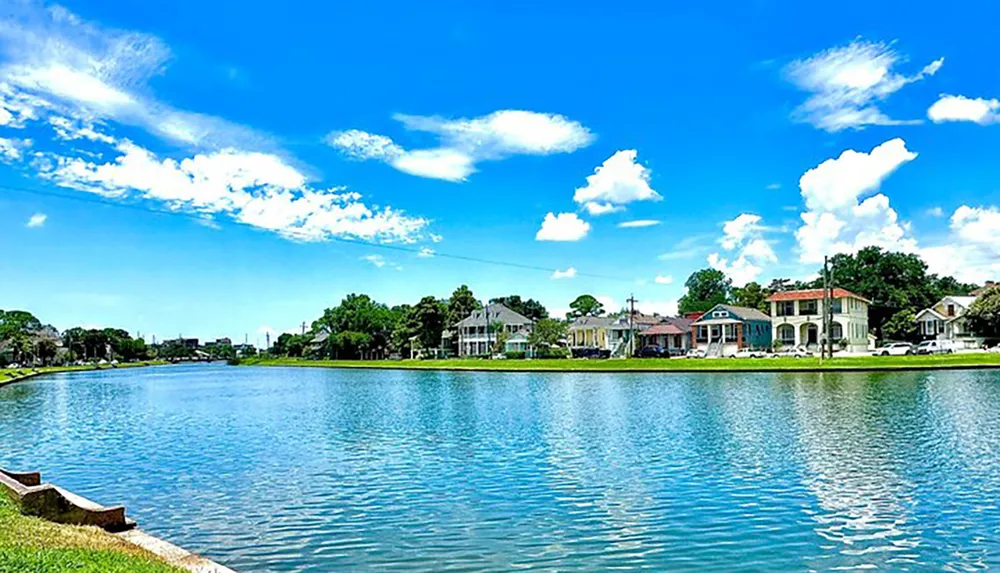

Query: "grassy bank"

xmin=0 ymin=361 xmax=167 ymax=387
xmin=243 ymin=353 xmax=1000 ymax=372
xmin=0 ymin=495 xmax=182 ymax=573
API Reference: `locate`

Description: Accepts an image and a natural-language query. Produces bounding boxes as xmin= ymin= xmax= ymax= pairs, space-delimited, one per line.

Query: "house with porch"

xmin=455 ymin=303 xmax=533 ymax=357
xmin=767 ymin=288 xmax=870 ymax=352
xmin=567 ymin=316 xmax=631 ymax=357
xmin=914 ymin=295 xmax=983 ymax=348
xmin=691 ymin=304 xmax=772 ymax=357
xmin=637 ymin=317 xmax=693 ymax=356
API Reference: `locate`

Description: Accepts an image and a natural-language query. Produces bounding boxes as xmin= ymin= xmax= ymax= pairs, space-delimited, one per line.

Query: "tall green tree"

xmin=313 ymin=294 xmax=396 ymax=359
xmin=412 ymin=296 xmax=448 ymax=350
xmin=489 ymin=296 xmax=548 ymax=321
xmin=566 ymin=295 xmax=605 ymax=319
xmin=882 ymin=308 xmax=919 ymax=342
xmin=446 ymin=285 xmax=481 ymax=326
xmin=965 ymin=287 xmax=1000 ymax=338
xmin=678 ymin=269 xmax=732 ymax=313
xmin=732 ymin=281 xmax=771 ymax=313
xmin=528 ymin=318 xmax=567 ymax=349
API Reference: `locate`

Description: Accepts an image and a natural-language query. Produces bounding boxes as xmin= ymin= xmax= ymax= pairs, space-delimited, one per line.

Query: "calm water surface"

xmin=2 ymin=364 xmax=1000 ymax=572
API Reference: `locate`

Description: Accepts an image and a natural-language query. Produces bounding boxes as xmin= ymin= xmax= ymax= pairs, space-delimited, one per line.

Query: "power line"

xmin=3 ymin=183 xmax=634 ymax=283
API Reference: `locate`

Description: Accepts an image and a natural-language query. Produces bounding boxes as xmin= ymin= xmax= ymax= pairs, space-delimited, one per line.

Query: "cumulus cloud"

xmin=417 ymin=247 xmax=435 ymax=258
xmin=785 ymin=39 xmax=943 ymax=132
xmin=795 ymin=138 xmax=917 ymax=263
xmin=551 ymin=267 xmax=577 ymax=279
xmin=928 ymin=94 xmax=1000 ymax=125
xmin=618 ymin=219 xmax=660 ymax=228
xmin=327 ymin=110 xmax=593 ymax=181
xmin=536 ymin=212 xmax=590 ymax=242
xmin=26 ymin=212 xmax=46 ymax=228
xmin=918 ymin=206 xmax=1000 ymax=283
xmin=0 ymin=136 xmax=29 ymax=161
xmin=708 ymin=213 xmax=777 ymax=286
xmin=573 ymin=150 xmax=660 ymax=215
xmin=654 ymin=274 xmax=673 ymax=285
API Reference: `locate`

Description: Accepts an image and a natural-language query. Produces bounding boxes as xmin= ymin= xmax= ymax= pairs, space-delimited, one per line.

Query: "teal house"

xmin=691 ymin=304 xmax=772 ymax=357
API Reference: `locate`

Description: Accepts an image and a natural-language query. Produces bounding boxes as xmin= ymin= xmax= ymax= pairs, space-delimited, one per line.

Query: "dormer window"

xmin=947 ymin=304 xmax=955 ymax=317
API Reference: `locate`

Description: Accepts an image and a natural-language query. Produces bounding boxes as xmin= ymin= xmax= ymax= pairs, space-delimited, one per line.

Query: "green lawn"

xmin=0 ymin=495 xmax=182 ymax=573
xmin=0 ymin=362 xmax=167 ymax=386
xmin=245 ymin=353 xmax=1000 ymax=372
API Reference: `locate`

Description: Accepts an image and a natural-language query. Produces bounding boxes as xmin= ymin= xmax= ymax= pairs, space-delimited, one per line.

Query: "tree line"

xmin=677 ymin=246 xmax=999 ymax=340
xmin=0 ymin=310 xmax=151 ymax=366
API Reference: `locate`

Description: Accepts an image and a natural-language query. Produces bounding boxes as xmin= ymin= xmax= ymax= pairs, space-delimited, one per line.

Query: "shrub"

xmin=536 ymin=347 xmax=569 ymax=359
xmin=505 ymin=351 xmax=526 ymax=360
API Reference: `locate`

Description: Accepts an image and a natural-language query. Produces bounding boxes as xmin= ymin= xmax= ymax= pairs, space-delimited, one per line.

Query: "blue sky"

xmin=2 ymin=0 xmax=1000 ymax=343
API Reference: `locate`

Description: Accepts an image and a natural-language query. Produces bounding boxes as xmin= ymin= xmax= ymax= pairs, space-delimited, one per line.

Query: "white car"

xmin=771 ymin=346 xmax=812 ymax=358
xmin=874 ymin=342 xmax=913 ymax=356
xmin=685 ymin=348 xmax=706 ymax=359
xmin=916 ymin=340 xmax=955 ymax=355
xmin=729 ymin=348 xmax=767 ymax=359
xmin=988 ymin=344 xmax=1000 ymax=354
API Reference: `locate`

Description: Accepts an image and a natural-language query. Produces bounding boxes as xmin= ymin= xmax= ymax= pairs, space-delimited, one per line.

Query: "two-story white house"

xmin=914 ymin=295 xmax=982 ymax=348
xmin=454 ymin=303 xmax=534 ymax=357
xmin=766 ymin=289 xmax=871 ymax=353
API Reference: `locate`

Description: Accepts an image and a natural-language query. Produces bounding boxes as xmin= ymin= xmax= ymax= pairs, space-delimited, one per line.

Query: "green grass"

xmin=0 ymin=362 xmax=167 ymax=386
xmin=0 ymin=495 xmax=182 ymax=573
xmin=244 ymin=353 xmax=1000 ymax=372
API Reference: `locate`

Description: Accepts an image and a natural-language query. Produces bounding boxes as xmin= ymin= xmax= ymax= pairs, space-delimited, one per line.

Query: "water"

xmin=2 ymin=365 xmax=1000 ymax=572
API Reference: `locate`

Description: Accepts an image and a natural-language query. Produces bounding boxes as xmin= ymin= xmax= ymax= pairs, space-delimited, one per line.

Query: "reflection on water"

xmin=2 ymin=365 xmax=999 ymax=572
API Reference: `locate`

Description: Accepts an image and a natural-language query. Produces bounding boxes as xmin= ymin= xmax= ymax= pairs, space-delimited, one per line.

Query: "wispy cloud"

xmin=658 ymin=234 xmax=714 ymax=260
xmin=417 ymin=247 xmax=435 ymax=258
xmin=785 ymin=39 xmax=943 ymax=132
xmin=361 ymin=254 xmax=387 ymax=268
xmin=926 ymin=206 xmax=944 ymax=217
xmin=766 ymin=183 xmax=781 ymax=190
xmin=618 ymin=219 xmax=660 ymax=228
xmin=26 ymin=212 xmax=46 ymax=228
xmin=327 ymin=110 xmax=593 ymax=181
xmin=551 ymin=267 xmax=577 ymax=279
xmin=654 ymin=274 xmax=673 ymax=285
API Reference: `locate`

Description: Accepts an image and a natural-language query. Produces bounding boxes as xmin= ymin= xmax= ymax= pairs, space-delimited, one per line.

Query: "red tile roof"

xmin=641 ymin=323 xmax=686 ymax=335
xmin=766 ymin=288 xmax=870 ymax=303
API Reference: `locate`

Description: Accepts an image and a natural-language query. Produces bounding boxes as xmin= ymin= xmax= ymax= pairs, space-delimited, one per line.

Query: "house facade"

xmin=915 ymin=295 xmax=982 ymax=348
xmin=637 ymin=317 xmax=693 ymax=356
xmin=691 ymin=304 xmax=772 ymax=357
xmin=455 ymin=303 xmax=533 ymax=357
xmin=567 ymin=316 xmax=631 ymax=357
xmin=767 ymin=288 xmax=870 ymax=352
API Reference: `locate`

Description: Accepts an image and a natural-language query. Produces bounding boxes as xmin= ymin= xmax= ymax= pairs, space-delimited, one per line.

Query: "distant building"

xmin=164 ymin=338 xmax=199 ymax=349
xmin=637 ymin=316 xmax=694 ymax=356
xmin=766 ymin=288 xmax=869 ymax=352
xmin=915 ymin=295 xmax=984 ymax=348
xmin=454 ymin=303 xmax=533 ymax=357
xmin=568 ymin=316 xmax=631 ymax=357
xmin=691 ymin=304 xmax=772 ymax=357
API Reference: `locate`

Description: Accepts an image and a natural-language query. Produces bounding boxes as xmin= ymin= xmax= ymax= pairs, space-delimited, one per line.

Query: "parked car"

xmin=638 ymin=345 xmax=668 ymax=358
xmin=572 ymin=347 xmax=611 ymax=359
xmin=770 ymin=346 xmax=812 ymax=358
xmin=685 ymin=348 xmax=706 ymax=359
xmin=729 ymin=348 xmax=767 ymax=358
xmin=988 ymin=344 xmax=1000 ymax=354
xmin=874 ymin=342 xmax=914 ymax=356
xmin=915 ymin=340 xmax=956 ymax=355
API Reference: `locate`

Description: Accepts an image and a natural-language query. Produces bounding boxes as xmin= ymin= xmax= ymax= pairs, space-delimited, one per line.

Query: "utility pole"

xmin=627 ymin=294 xmax=638 ymax=357
xmin=826 ymin=256 xmax=834 ymax=360
xmin=483 ymin=300 xmax=490 ymax=358
xmin=301 ymin=321 xmax=307 ymax=335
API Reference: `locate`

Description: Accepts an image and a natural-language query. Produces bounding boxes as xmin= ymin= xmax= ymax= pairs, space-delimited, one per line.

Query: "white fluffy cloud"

xmin=709 ymin=213 xmax=777 ymax=286
xmin=551 ymin=267 xmax=577 ymax=279
xmin=785 ymin=39 xmax=943 ymax=132
xmin=618 ymin=219 xmax=660 ymax=228
xmin=39 ymin=140 xmax=428 ymax=242
xmin=536 ymin=212 xmax=590 ymax=242
xmin=0 ymin=136 xmax=29 ymax=161
xmin=795 ymin=138 xmax=917 ymax=263
xmin=928 ymin=95 xmax=1000 ymax=125
xmin=26 ymin=212 xmax=46 ymax=228
xmin=573 ymin=150 xmax=660 ymax=215
xmin=328 ymin=110 xmax=593 ymax=181
xmin=654 ymin=274 xmax=673 ymax=285
xmin=919 ymin=207 xmax=1000 ymax=284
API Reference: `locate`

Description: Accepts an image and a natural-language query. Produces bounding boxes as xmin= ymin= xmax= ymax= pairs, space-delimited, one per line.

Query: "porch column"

xmin=737 ymin=323 xmax=743 ymax=349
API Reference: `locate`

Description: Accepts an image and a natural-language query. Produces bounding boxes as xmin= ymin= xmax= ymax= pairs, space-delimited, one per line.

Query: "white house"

xmin=766 ymin=288 xmax=871 ymax=353
xmin=454 ymin=303 xmax=533 ymax=357
xmin=914 ymin=295 xmax=982 ymax=348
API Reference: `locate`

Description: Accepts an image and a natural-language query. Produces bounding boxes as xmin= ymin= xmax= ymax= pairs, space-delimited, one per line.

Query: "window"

xmin=777 ymin=324 xmax=795 ymax=345
xmin=831 ymin=322 xmax=843 ymax=340
xmin=776 ymin=301 xmax=795 ymax=316
xmin=712 ymin=310 xmax=728 ymax=318
xmin=799 ymin=299 xmax=818 ymax=315
xmin=947 ymin=304 xmax=956 ymax=317
xmin=831 ymin=299 xmax=842 ymax=314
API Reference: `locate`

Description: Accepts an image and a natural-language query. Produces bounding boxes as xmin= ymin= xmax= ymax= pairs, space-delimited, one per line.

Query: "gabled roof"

xmin=915 ymin=308 xmax=945 ymax=321
xmin=455 ymin=303 xmax=531 ymax=327
xmin=641 ymin=323 xmax=686 ymax=336
xmin=942 ymin=295 xmax=976 ymax=309
xmin=766 ymin=288 xmax=871 ymax=303
xmin=692 ymin=304 xmax=771 ymax=324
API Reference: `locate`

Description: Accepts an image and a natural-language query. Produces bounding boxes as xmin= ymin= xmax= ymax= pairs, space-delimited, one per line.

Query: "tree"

xmin=490 ymin=296 xmax=548 ymax=321
xmin=678 ymin=269 xmax=732 ymax=313
xmin=528 ymin=318 xmax=567 ymax=350
xmin=732 ymin=282 xmax=771 ymax=313
xmin=566 ymin=295 xmax=605 ymax=319
xmin=965 ymin=287 xmax=1000 ymax=338
xmin=412 ymin=296 xmax=448 ymax=350
xmin=882 ymin=308 xmax=919 ymax=341
xmin=447 ymin=285 xmax=481 ymax=326
xmin=36 ymin=338 xmax=59 ymax=365
xmin=312 ymin=294 xmax=396 ymax=359
xmin=490 ymin=320 xmax=509 ymax=354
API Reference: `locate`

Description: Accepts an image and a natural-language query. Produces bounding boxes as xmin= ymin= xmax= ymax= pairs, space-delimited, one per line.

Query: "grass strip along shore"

xmin=0 ymin=361 xmax=166 ymax=387
xmin=0 ymin=495 xmax=182 ymax=573
xmin=243 ymin=353 xmax=1000 ymax=372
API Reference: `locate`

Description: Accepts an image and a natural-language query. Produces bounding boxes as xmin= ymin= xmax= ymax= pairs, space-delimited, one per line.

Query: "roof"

xmin=942 ymin=296 xmax=977 ymax=308
xmin=641 ymin=323 xmax=686 ymax=335
xmin=915 ymin=308 xmax=945 ymax=321
xmin=766 ymin=288 xmax=871 ymax=303
xmin=692 ymin=304 xmax=771 ymax=324
xmin=455 ymin=303 xmax=532 ymax=328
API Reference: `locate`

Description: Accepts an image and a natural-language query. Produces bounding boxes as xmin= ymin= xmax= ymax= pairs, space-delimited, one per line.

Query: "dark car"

xmin=571 ymin=347 xmax=611 ymax=359
xmin=638 ymin=345 xmax=668 ymax=358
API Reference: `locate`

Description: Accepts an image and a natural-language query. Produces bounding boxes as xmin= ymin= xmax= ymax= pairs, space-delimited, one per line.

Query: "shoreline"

xmin=242 ymin=354 xmax=1000 ymax=374
xmin=0 ymin=361 xmax=168 ymax=387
